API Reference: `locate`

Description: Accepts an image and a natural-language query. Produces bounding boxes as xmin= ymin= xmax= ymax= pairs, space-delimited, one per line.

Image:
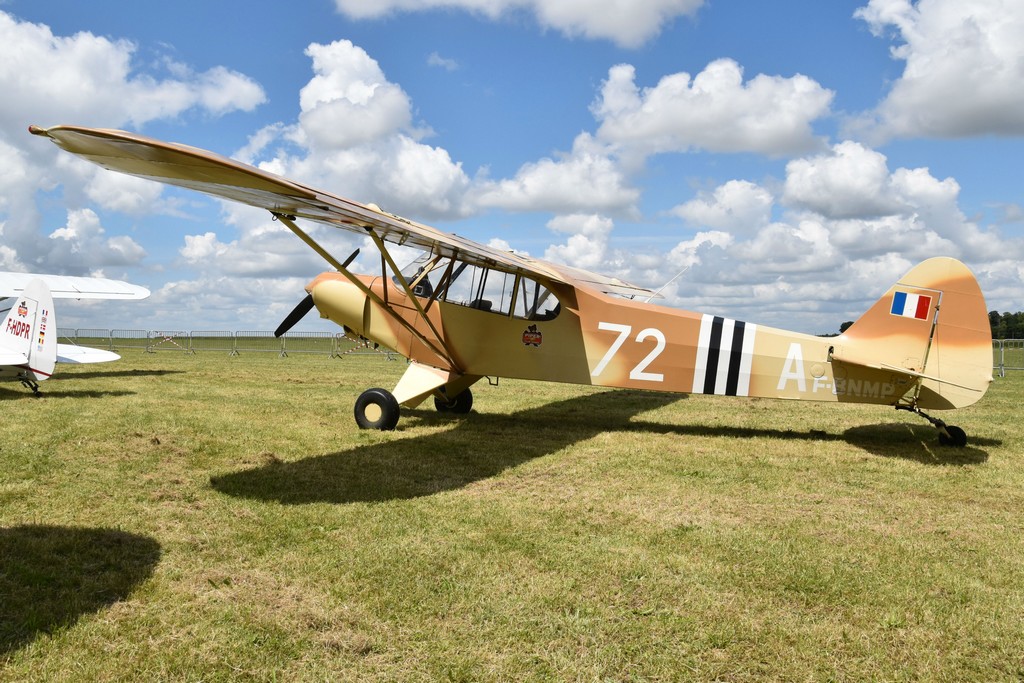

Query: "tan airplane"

xmin=30 ymin=125 xmax=993 ymax=446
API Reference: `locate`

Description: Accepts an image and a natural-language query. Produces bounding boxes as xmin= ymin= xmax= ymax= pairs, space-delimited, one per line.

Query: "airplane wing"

xmin=29 ymin=125 xmax=654 ymax=299
xmin=0 ymin=271 xmax=150 ymax=300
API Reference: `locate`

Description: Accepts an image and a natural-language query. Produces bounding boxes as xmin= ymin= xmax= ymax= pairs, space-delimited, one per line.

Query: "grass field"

xmin=1 ymin=351 xmax=1022 ymax=681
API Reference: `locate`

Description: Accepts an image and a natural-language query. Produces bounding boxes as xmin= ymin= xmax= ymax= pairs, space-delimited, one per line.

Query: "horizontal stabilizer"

xmin=56 ymin=344 xmax=121 ymax=364
xmin=830 ymin=347 xmax=982 ymax=394
xmin=878 ymin=363 xmax=981 ymax=393
xmin=0 ymin=350 xmax=28 ymax=365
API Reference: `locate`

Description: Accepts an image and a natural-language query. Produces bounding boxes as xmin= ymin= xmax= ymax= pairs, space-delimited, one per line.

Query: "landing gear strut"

xmin=19 ymin=378 xmax=41 ymax=397
xmin=896 ymin=403 xmax=967 ymax=448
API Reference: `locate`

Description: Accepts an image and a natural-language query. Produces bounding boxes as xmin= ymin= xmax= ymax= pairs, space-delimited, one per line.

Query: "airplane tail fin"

xmin=1 ymin=278 xmax=57 ymax=382
xmin=833 ymin=257 xmax=992 ymax=410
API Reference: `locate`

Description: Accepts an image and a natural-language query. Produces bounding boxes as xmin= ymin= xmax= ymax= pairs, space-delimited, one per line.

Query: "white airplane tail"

xmin=1 ymin=278 xmax=57 ymax=385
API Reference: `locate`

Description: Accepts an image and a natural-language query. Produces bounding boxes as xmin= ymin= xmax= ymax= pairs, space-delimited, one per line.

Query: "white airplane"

xmin=0 ymin=272 xmax=150 ymax=395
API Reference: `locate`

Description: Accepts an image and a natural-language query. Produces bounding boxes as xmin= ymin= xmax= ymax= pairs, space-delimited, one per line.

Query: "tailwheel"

xmin=434 ymin=387 xmax=473 ymax=414
xmin=354 ymin=387 xmax=400 ymax=430
xmin=938 ymin=425 xmax=967 ymax=448
xmin=896 ymin=403 xmax=968 ymax=448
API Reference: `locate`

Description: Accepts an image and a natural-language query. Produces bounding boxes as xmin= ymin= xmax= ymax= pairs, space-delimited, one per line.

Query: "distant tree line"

xmin=989 ymin=311 xmax=1024 ymax=340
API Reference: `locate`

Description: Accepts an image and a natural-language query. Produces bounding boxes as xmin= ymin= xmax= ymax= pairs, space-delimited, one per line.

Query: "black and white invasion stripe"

xmin=692 ymin=314 xmax=757 ymax=396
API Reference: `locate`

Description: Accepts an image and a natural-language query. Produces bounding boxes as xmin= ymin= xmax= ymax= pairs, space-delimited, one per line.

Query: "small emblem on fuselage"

xmin=522 ymin=324 xmax=542 ymax=347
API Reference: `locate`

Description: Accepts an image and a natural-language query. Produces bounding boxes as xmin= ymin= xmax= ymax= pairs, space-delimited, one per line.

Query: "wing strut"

xmin=272 ymin=212 xmax=459 ymax=371
xmin=272 ymin=212 xmax=352 ymax=272
xmin=364 ymin=229 xmax=449 ymax=355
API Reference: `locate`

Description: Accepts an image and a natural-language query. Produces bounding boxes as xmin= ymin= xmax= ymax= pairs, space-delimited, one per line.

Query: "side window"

xmin=513 ymin=278 xmax=560 ymax=320
xmin=441 ymin=263 xmax=559 ymax=320
xmin=443 ymin=263 xmax=493 ymax=310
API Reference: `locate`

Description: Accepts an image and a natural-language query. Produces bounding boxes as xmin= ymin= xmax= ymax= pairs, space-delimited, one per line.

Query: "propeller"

xmin=274 ymin=293 xmax=315 ymax=338
xmin=274 ymin=248 xmax=360 ymax=338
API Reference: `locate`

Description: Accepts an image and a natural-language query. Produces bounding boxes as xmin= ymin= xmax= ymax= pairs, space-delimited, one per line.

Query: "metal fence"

xmin=56 ymin=328 xmax=393 ymax=358
xmin=993 ymin=339 xmax=1024 ymax=377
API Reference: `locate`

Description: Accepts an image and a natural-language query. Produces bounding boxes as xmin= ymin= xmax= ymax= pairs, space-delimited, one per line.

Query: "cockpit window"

xmin=396 ymin=251 xmax=560 ymax=320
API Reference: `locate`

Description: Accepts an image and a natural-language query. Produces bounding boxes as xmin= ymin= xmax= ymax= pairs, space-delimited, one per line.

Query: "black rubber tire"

xmin=354 ymin=388 xmax=400 ymax=430
xmin=938 ymin=425 xmax=967 ymax=448
xmin=434 ymin=387 xmax=473 ymax=414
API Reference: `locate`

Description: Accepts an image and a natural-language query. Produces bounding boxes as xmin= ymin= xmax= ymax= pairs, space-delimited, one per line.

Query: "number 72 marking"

xmin=591 ymin=322 xmax=666 ymax=382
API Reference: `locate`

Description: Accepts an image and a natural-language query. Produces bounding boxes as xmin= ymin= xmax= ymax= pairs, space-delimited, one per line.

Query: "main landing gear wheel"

xmin=354 ymin=388 xmax=400 ymax=430
xmin=434 ymin=387 xmax=473 ymax=414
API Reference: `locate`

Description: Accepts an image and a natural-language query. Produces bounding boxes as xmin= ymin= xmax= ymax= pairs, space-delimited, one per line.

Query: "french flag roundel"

xmin=890 ymin=291 xmax=932 ymax=320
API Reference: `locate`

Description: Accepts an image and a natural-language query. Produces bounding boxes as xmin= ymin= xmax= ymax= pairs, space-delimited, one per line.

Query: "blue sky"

xmin=2 ymin=0 xmax=1022 ymax=334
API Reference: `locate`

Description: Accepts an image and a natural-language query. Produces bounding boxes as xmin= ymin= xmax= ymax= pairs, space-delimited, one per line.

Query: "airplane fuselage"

xmin=308 ymin=272 xmax=924 ymax=408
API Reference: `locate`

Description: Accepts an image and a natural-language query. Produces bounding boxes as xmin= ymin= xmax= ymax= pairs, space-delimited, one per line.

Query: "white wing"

xmin=0 ymin=271 xmax=149 ymax=300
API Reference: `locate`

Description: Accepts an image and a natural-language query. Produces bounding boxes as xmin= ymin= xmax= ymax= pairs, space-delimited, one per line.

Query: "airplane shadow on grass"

xmin=1 ymin=370 xmax=184 ymax=399
xmin=0 ymin=388 xmax=135 ymax=400
xmin=0 ymin=525 xmax=161 ymax=656
xmin=211 ymin=390 xmax=994 ymax=506
xmin=211 ymin=390 xmax=682 ymax=505
xmin=53 ymin=369 xmax=185 ymax=381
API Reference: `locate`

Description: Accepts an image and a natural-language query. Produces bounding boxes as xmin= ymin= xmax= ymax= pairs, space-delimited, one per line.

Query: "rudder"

xmin=1 ymin=278 xmax=57 ymax=383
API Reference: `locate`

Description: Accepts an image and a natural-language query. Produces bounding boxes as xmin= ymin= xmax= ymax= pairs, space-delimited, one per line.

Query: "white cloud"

xmin=331 ymin=0 xmax=705 ymax=48
xmin=593 ymin=60 xmax=833 ymax=160
xmin=666 ymin=230 xmax=733 ymax=269
xmin=782 ymin=141 xmax=904 ymax=218
xmin=298 ymin=40 xmax=416 ymax=150
xmin=0 ymin=10 xmax=266 ymax=279
xmin=245 ymin=40 xmax=472 ymax=221
xmin=180 ymin=232 xmax=230 ymax=262
xmin=136 ymin=275 xmax=322 ymax=332
xmin=670 ymin=180 xmax=774 ymax=235
xmin=84 ymin=168 xmax=167 ymax=216
xmin=544 ymin=214 xmax=614 ymax=270
xmin=0 ymin=11 xmax=265 ymax=133
xmin=778 ymin=141 xmax=1005 ymax=260
xmin=45 ymin=208 xmax=146 ymax=270
xmin=427 ymin=52 xmax=459 ymax=71
xmin=0 ymin=139 xmax=30 ymax=213
xmin=191 ymin=65 xmax=267 ymax=116
xmin=598 ymin=141 xmax=1024 ymax=331
xmin=473 ymin=133 xmax=639 ymax=214
xmin=197 ymin=203 xmax=356 ymax=279
xmin=850 ymin=0 xmax=1024 ymax=141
